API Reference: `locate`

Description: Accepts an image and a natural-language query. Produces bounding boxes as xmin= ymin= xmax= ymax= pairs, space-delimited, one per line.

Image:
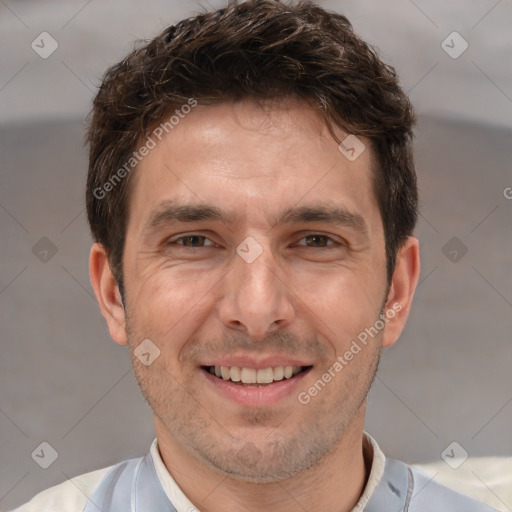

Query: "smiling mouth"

xmin=201 ymin=365 xmax=313 ymax=387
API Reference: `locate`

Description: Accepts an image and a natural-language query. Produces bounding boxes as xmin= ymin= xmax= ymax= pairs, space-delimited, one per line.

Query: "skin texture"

xmin=90 ymin=99 xmax=420 ymax=512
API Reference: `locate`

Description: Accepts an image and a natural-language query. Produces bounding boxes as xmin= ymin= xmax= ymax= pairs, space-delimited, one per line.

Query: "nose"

xmin=218 ymin=239 xmax=295 ymax=338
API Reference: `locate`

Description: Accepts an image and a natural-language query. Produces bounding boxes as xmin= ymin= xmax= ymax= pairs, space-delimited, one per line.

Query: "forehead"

xmin=127 ymin=99 xmax=380 ymax=234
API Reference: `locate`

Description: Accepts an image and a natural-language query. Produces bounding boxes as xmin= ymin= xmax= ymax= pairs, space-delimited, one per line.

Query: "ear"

xmin=89 ymin=243 xmax=128 ymax=346
xmin=381 ymin=236 xmax=420 ymax=348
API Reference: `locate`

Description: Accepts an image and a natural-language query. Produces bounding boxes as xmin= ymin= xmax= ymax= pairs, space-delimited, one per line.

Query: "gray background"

xmin=1 ymin=0 xmax=511 ymax=510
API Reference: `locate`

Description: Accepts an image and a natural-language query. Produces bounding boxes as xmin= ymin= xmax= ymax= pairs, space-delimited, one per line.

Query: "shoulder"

xmin=412 ymin=457 xmax=511 ymax=512
xmin=408 ymin=464 xmax=500 ymax=511
xmin=10 ymin=466 xmax=113 ymax=512
xmin=358 ymin=435 xmax=500 ymax=512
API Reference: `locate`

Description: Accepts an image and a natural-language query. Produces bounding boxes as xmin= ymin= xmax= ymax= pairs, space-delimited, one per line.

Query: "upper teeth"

xmin=211 ymin=365 xmax=303 ymax=384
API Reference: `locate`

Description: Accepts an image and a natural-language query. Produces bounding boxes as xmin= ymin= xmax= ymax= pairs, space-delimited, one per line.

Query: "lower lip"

xmin=201 ymin=368 xmax=312 ymax=407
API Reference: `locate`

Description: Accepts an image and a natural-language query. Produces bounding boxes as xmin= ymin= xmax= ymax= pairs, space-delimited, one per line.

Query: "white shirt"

xmin=10 ymin=433 xmax=384 ymax=512
xmin=12 ymin=433 xmax=507 ymax=511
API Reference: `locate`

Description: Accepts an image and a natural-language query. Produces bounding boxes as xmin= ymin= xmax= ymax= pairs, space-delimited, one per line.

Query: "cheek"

xmin=127 ymin=265 xmax=225 ymax=354
xmin=288 ymin=265 xmax=384 ymax=350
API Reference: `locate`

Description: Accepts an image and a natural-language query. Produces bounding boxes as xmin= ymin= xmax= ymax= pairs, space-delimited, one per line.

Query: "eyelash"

xmin=168 ymin=234 xmax=340 ymax=248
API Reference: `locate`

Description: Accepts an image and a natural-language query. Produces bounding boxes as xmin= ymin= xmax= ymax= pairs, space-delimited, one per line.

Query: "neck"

xmin=155 ymin=408 xmax=370 ymax=512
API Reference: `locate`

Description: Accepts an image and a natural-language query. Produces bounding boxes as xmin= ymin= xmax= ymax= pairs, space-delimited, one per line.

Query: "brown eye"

xmin=297 ymin=235 xmax=334 ymax=247
xmin=174 ymin=235 xmax=213 ymax=247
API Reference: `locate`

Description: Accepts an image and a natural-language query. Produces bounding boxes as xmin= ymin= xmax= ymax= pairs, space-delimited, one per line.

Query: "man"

xmin=13 ymin=1 xmax=498 ymax=511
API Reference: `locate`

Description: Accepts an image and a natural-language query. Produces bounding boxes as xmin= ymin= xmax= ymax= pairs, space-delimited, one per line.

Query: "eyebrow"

xmin=276 ymin=205 xmax=368 ymax=236
xmin=142 ymin=200 xmax=368 ymax=238
xmin=143 ymin=201 xmax=235 ymax=236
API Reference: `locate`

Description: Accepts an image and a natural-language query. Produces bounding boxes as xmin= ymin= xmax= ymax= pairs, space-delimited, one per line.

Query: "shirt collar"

xmin=150 ymin=431 xmax=387 ymax=512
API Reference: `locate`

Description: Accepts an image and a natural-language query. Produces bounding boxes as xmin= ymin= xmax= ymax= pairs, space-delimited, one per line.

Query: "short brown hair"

xmin=86 ymin=0 xmax=417 ymax=298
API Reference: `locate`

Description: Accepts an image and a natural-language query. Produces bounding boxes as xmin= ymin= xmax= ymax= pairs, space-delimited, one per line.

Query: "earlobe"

xmin=89 ymin=243 xmax=128 ymax=346
xmin=381 ymin=236 xmax=420 ymax=348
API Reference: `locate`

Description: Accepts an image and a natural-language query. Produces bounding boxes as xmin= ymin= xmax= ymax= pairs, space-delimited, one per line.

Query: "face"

xmin=96 ymin=99 xmax=411 ymax=483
